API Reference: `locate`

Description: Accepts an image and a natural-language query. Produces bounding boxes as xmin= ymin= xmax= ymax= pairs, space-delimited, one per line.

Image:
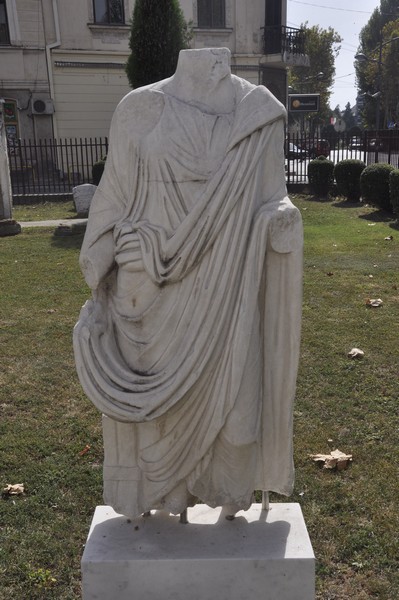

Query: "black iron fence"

xmin=6 ymin=131 xmax=399 ymax=199
xmin=285 ymin=130 xmax=399 ymax=185
xmin=7 ymin=137 xmax=108 ymax=199
xmin=263 ymin=26 xmax=306 ymax=56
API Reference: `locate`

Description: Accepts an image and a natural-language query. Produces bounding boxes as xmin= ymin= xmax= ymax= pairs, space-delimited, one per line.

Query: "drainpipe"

xmin=45 ymin=0 xmax=61 ymax=139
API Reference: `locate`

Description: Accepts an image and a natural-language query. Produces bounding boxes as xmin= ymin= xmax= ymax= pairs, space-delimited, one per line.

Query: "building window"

xmin=198 ymin=0 xmax=225 ymax=28
xmin=93 ymin=0 xmax=124 ymax=25
xmin=0 ymin=0 xmax=10 ymax=44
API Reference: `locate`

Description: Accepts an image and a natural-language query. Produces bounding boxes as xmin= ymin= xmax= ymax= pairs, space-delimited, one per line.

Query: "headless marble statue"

xmin=74 ymin=48 xmax=303 ymax=521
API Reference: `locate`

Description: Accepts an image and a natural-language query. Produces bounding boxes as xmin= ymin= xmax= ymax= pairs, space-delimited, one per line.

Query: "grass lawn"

xmin=1 ymin=196 xmax=398 ymax=599
xmin=13 ymin=200 xmax=77 ymax=222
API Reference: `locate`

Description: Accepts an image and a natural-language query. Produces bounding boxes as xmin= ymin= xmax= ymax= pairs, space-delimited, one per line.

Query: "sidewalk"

xmin=19 ymin=218 xmax=88 ymax=228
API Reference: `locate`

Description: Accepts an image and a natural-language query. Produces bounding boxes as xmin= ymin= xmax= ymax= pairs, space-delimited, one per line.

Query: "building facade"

xmin=0 ymin=0 xmax=308 ymax=142
xmin=184 ymin=0 xmax=308 ymax=102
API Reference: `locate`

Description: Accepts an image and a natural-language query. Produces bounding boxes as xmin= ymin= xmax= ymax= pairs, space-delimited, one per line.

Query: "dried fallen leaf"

xmin=366 ymin=298 xmax=383 ymax=307
xmin=331 ymin=449 xmax=353 ymax=471
xmin=310 ymin=449 xmax=352 ymax=470
xmin=79 ymin=444 xmax=91 ymax=456
xmin=326 ymin=272 xmax=334 ymax=277
xmin=348 ymin=347 xmax=364 ymax=359
xmin=368 ymin=223 xmax=377 ymax=226
xmin=3 ymin=483 xmax=24 ymax=496
xmin=47 ymin=309 xmax=56 ymax=314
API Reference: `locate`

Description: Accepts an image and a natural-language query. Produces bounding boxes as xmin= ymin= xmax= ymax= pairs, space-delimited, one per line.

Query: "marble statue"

xmin=74 ymin=48 xmax=303 ymax=520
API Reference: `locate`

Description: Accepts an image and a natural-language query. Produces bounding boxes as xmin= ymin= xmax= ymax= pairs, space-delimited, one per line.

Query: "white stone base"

xmin=81 ymin=503 xmax=315 ymax=600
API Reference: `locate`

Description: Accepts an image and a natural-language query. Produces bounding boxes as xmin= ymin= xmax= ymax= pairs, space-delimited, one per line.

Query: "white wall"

xmin=52 ymin=53 xmax=131 ymax=139
xmin=50 ymin=1 xmax=133 ymax=139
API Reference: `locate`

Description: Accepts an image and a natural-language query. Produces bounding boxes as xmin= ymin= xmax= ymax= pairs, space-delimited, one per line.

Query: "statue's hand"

xmin=114 ymin=221 xmax=143 ymax=272
xmin=268 ymin=201 xmax=303 ymax=254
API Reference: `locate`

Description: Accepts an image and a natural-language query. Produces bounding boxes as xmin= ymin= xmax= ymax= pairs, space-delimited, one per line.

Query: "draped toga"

xmin=73 ymin=75 xmax=303 ymax=518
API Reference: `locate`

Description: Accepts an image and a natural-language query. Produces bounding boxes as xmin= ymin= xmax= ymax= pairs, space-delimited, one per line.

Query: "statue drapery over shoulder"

xmin=74 ymin=48 xmax=303 ymax=519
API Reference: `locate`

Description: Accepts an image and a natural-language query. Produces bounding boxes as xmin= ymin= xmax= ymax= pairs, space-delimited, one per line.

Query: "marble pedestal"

xmin=81 ymin=503 xmax=315 ymax=600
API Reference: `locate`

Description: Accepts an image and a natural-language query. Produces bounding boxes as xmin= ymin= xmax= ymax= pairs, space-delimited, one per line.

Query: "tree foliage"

xmin=358 ymin=0 xmax=399 ymax=51
xmin=126 ymin=0 xmax=191 ymax=89
xmin=342 ymin=102 xmax=356 ymax=131
xmin=288 ymin=23 xmax=342 ymax=125
xmin=356 ymin=0 xmax=399 ymax=128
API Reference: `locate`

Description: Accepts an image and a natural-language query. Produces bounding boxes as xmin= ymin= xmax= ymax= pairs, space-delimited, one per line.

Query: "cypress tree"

xmin=126 ymin=0 xmax=191 ymax=89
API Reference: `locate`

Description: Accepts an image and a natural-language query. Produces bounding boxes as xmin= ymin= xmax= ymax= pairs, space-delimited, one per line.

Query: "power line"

xmin=341 ymin=41 xmax=361 ymax=49
xmin=335 ymin=72 xmax=355 ymax=80
xmin=288 ymin=0 xmax=372 ymax=14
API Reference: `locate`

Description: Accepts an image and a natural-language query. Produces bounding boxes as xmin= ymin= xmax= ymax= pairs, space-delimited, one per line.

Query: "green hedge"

xmin=334 ymin=159 xmax=366 ymax=201
xmin=360 ymin=163 xmax=395 ymax=211
xmin=92 ymin=156 xmax=107 ymax=186
xmin=389 ymin=169 xmax=399 ymax=217
xmin=307 ymin=156 xmax=334 ymax=198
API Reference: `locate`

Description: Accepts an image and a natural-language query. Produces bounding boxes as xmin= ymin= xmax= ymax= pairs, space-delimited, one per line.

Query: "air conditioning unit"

xmin=31 ymin=96 xmax=54 ymax=115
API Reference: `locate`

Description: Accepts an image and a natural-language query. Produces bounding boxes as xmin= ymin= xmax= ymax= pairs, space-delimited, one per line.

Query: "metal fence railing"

xmin=285 ymin=130 xmax=399 ymax=185
xmin=7 ymin=131 xmax=399 ymax=199
xmin=7 ymin=137 xmax=108 ymax=199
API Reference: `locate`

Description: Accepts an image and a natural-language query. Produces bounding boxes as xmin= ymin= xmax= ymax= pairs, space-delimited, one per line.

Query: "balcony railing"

xmin=263 ymin=26 xmax=306 ymax=56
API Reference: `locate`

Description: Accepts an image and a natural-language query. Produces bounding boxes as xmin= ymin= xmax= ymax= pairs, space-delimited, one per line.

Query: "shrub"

xmin=126 ymin=0 xmax=191 ymax=89
xmin=307 ymin=156 xmax=334 ymax=198
xmin=389 ymin=169 xmax=399 ymax=217
xmin=334 ymin=159 xmax=366 ymax=201
xmin=360 ymin=163 xmax=395 ymax=211
xmin=92 ymin=156 xmax=107 ymax=186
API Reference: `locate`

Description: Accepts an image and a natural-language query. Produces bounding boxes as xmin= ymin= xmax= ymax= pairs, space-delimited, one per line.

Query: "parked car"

xmin=350 ymin=137 xmax=384 ymax=152
xmin=308 ymin=139 xmax=330 ymax=158
xmin=285 ymin=142 xmax=307 ymax=160
xmin=368 ymin=138 xmax=384 ymax=150
xmin=349 ymin=136 xmax=364 ymax=150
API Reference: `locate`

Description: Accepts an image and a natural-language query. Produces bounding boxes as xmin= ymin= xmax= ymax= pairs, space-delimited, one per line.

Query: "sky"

xmin=286 ymin=0 xmax=382 ymax=110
